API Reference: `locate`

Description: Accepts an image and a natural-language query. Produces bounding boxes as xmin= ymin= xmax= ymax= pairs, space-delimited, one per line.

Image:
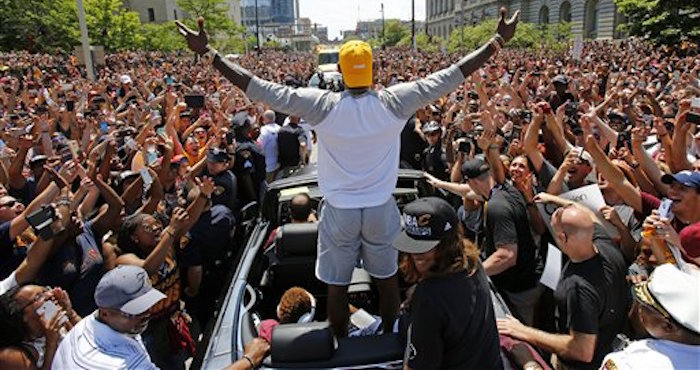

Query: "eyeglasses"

xmin=0 ymin=200 xmax=17 ymax=209
xmin=141 ymin=221 xmax=162 ymax=234
xmin=117 ymin=309 xmax=150 ymax=320
xmin=21 ymin=287 xmax=51 ymax=311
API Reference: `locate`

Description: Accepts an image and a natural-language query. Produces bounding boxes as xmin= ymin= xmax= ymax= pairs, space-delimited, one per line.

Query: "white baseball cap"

xmin=634 ymin=264 xmax=700 ymax=334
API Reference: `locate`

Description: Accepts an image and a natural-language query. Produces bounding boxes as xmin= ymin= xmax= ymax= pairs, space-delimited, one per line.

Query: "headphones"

xmin=296 ymin=292 xmax=316 ymax=324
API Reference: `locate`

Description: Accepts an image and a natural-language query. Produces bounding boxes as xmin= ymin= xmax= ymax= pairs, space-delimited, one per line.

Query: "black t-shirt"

xmin=421 ymin=140 xmax=449 ymax=181
xmin=204 ymin=168 xmax=238 ymax=213
xmin=179 ymin=205 xmax=236 ymax=269
xmin=9 ymin=178 xmax=37 ymax=207
xmin=0 ymin=221 xmax=26 ymax=280
xmin=277 ymin=124 xmax=306 ymax=167
xmin=406 ymin=267 xmax=502 ymax=370
xmin=38 ymin=221 xmax=105 ymax=316
xmin=553 ymin=225 xmax=631 ymax=370
xmin=233 ymin=139 xmax=265 ymax=204
xmin=400 ymin=116 xmax=427 ymax=170
xmin=482 ymin=183 xmax=540 ymax=292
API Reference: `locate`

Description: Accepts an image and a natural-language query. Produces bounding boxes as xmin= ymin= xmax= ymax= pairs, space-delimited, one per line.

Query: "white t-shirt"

xmin=259 ymin=122 xmax=281 ymax=173
xmin=52 ymin=313 xmax=158 ymax=370
xmin=0 ymin=271 xmax=18 ymax=295
xmin=600 ymin=339 xmax=700 ymax=370
xmin=246 ymin=65 xmax=464 ymax=209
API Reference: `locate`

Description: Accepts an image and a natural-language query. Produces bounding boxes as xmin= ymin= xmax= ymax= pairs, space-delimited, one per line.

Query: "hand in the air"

xmin=175 ymin=17 xmax=209 ymax=55
xmin=496 ymin=8 xmax=520 ymax=43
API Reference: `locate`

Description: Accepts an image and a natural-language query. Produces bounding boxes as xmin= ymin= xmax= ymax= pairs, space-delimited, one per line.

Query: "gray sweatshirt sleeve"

xmin=245 ymin=76 xmax=338 ymax=126
xmin=380 ymin=65 xmax=465 ymax=120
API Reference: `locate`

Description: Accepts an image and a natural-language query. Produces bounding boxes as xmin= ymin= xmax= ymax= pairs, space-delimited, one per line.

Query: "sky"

xmin=298 ymin=0 xmax=426 ymax=40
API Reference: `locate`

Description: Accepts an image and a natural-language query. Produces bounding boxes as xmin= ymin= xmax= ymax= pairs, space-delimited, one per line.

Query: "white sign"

xmin=537 ymin=184 xmax=620 ymax=245
xmin=540 ymin=243 xmax=563 ymax=290
xmin=572 ymin=37 xmax=583 ymax=61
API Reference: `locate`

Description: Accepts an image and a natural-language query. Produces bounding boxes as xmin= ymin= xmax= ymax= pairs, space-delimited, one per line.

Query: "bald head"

xmin=552 ymin=206 xmax=595 ymax=259
xmin=262 ymin=110 xmax=275 ymax=123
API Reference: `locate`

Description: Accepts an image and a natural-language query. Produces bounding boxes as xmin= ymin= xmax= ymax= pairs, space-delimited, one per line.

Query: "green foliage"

xmin=0 ymin=0 xmax=146 ymax=52
xmin=383 ymin=20 xmax=409 ymax=47
xmin=177 ymin=0 xmax=246 ymax=53
xmin=614 ymin=0 xmax=699 ymax=45
xmin=397 ymin=32 xmax=443 ymax=53
xmin=447 ymin=20 xmax=572 ymax=53
xmin=85 ymin=0 xmax=144 ymax=51
xmin=0 ymin=0 xmax=79 ymax=52
xmin=141 ymin=23 xmax=186 ymax=51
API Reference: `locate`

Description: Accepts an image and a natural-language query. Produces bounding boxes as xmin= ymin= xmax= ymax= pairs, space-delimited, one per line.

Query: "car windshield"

xmin=318 ymin=52 xmax=339 ymax=65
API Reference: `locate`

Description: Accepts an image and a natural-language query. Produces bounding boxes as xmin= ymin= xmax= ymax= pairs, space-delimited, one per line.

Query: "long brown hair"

xmin=399 ymin=224 xmax=480 ymax=284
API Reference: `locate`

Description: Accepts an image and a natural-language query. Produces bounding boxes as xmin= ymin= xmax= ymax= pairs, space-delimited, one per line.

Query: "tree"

xmin=85 ymin=0 xmax=144 ymax=51
xmin=141 ymin=23 xmax=186 ymax=51
xmin=397 ymin=32 xmax=443 ymax=53
xmin=383 ymin=20 xmax=409 ymax=47
xmin=0 ymin=0 xmax=78 ymax=52
xmin=614 ymin=0 xmax=699 ymax=45
xmin=446 ymin=19 xmax=571 ymax=53
xmin=177 ymin=0 xmax=247 ymax=52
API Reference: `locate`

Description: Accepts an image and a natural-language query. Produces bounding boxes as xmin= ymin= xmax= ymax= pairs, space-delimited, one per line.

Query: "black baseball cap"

xmin=207 ymin=147 xmax=231 ymax=163
xmin=461 ymin=156 xmax=490 ymax=180
xmin=422 ymin=120 xmax=441 ymax=134
xmin=393 ymin=197 xmax=459 ymax=254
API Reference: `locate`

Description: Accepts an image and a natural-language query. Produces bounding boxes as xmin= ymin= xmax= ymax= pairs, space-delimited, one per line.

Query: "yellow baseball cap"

xmin=339 ymin=40 xmax=373 ymax=88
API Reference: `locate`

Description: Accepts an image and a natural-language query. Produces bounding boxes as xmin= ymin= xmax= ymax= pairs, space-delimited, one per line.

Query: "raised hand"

xmin=496 ymin=8 xmax=520 ymax=42
xmin=168 ymin=207 xmax=190 ymax=233
xmin=196 ymin=176 xmax=215 ymax=198
xmin=175 ymin=17 xmax=209 ymax=55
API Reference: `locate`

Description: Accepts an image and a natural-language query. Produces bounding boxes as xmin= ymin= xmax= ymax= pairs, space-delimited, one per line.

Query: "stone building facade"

xmin=425 ymin=0 xmax=623 ymax=41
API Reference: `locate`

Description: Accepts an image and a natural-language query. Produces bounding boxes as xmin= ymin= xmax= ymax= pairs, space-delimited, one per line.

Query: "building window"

xmin=147 ymin=8 xmax=155 ymax=22
xmin=585 ymin=0 xmax=600 ymax=39
xmin=559 ymin=1 xmax=572 ymax=22
xmin=539 ymin=6 xmax=549 ymax=24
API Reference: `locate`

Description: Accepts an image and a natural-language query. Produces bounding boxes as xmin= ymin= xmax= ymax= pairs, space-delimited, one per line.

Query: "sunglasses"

xmin=0 ymin=200 xmax=17 ymax=209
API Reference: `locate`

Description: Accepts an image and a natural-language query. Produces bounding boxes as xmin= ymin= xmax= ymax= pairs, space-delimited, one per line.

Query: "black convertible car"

xmin=194 ymin=167 xmax=515 ymax=369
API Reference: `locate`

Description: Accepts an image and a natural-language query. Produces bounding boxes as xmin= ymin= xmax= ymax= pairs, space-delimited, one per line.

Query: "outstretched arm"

xmin=384 ymin=10 xmax=519 ymax=120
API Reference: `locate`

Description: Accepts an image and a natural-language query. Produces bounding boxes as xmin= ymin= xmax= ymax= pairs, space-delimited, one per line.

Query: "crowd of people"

xmin=0 ymin=10 xmax=698 ymax=370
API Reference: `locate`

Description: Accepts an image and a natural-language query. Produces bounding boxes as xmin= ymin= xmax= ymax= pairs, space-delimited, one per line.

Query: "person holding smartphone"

xmin=0 ymin=284 xmax=81 ymax=370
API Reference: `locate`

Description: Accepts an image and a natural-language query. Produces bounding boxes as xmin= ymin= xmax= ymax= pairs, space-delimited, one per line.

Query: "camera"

xmin=458 ymin=140 xmax=471 ymax=153
xmin=565 ymin=101 xmax=579 ymax=116
xmin=26 ymin=205 xmax=59 ymax=240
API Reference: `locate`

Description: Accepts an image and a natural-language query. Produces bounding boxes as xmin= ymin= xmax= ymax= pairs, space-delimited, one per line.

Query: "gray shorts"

xmin=315 ymin=198 xmax=400 ymax=285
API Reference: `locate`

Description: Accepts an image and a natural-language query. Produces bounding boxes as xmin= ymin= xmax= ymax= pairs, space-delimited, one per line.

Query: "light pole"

xmin=381 ymin=3 xmax=385 ymax=45
xmin=254 ymin=0 xmax=261 ymax=52
xmin=76 ymin=0 xmax=94 ymax=80
xmin=411 ymin=0 xmax=415 ymax=51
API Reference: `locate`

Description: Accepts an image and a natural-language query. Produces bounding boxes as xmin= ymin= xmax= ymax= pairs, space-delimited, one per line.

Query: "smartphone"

xmin=61 ymin=83 xmax=73 ymax=92
xmin=687 ymin=112 xmax=700 ymax=124
xmin=99 ymin=121 xmax=109 ymax=134
xmin=458 ymin=140 xmax=471 ymax=153
xmin=225 ymin=131 xmax=235 ymax=145
xmin=36 ymin=300 xmax=69 ymax=327
xmin=125 ymin=136 xmax=137 ymax=150
xmin=66 ymin=100 xmax=75 ymax=112
xmin=156 ymin=126 xmax=167 ymax=136
xmin=658 ymin=198 xmax=674 ymax=220
xmin=0 ymin=139 xmax=5 ymax=151
xmin=26 ymin=205 xmax=56 ymax=239
xmin=184 ymin=94 xmax=205 ymax=109
xmin=146 ymin=145 xmax=158 ymax=165
xmin=691 ymin=97 xmax=700 ymax=109
xmin=59 ymin=146 xmax=73 ymax=163
xmin=140 ymin=168 xmax=153 ymax=188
